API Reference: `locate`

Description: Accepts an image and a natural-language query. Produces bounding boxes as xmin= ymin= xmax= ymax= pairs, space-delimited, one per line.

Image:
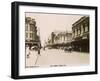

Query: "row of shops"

xmin=71 ymin=16 xmax=89 ymax=52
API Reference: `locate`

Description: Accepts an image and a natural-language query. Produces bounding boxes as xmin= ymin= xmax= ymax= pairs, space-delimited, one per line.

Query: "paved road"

xmin=26 ymin=49 xmax=89 ymax=67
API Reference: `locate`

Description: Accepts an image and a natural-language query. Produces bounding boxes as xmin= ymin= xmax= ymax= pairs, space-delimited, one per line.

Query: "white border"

xmin=19 ymin=5 xmax=95 ymax=76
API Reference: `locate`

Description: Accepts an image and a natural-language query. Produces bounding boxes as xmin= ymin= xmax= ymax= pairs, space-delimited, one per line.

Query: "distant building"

xmin=54 ymin=31 xmax=72 ymax=45
xmin=46 ymin=31 xmax=72 ymax=48
xmin=71 ymin=16 xmax=89 ymax=52
xmin=25 ymin=17 xmax=40 ymax=48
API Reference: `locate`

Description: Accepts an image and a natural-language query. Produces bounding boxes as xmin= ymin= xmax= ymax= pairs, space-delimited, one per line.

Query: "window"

xmin=73 ymin=29 xmax=75 ymax=37
xmin=79 ymin=26 xmax=81 ymax=34
xmin=30 ymin=25 xmax=33 ymax=31
xmin=81 ymin=24 xmax=83 ymax=35
xmin=85 ymin=23 xmax=88 ymax=32
xmin=74 ymin=29 xmax=76 ymax=36
xmin=83 ymin=24 xmax=85 ymax=33
xmin=78 ymin=27 xmax=81 ymax=35
xmin=30 ymin=33 xmax=32 ymax=38
xmin=25 ymin=24 xmax=28 ymax=31
xmin=26 ymin=33 xmax=28 ymax=38
xmin=76 ymin=28 xmax=78 ymax=35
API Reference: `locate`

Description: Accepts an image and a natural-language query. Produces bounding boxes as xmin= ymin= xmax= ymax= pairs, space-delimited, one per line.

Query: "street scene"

xmin=25 ymin=12 xmax=89 ymax=68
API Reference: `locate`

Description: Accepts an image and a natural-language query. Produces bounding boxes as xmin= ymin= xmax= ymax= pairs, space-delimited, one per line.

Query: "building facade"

xmin=46 ymin=31 xmax=72 ymax=49
xmin=71 ymin=16 xmax=89 ymax=52
xmin=25 ymin=17 xmax=40 ymax=48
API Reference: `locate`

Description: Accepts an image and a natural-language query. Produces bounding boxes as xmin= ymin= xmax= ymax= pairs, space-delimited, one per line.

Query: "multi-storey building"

xmin=53 ymin=31 xmax=72 ymax=45
xmin=46 ymin=31 xmax=72 ymax=49
xmin=25 ymin=17 xmax=40 ymax=48
xmin=71 ymin=16 xmax=89 ymax=52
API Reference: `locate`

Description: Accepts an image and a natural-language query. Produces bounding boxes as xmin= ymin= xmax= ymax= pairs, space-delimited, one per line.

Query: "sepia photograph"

xmin=11 ymin=2 xmax=97 ymax=79
xmin=25 ymin=12 xmax=90 ymax=68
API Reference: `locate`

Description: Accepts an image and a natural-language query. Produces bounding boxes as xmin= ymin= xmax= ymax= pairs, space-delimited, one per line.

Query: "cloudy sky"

xmin=25 ymin=12 xmax=83 ymax=46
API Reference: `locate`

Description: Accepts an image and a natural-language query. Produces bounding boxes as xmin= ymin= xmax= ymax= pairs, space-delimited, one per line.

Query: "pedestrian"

xmin=26 ymin=46 xmax=30 ymax=58
xmin=43 ymin=46 xmax=45 ymax=50
xmin=68 ymin=46 xmax=72 ymax=53
xmin=38 ymin=47 xmax=41 ymax=55
xmin=27 ymin=52 xmax=30 ymax=58
xmin=79 ymin=47 xmax=82 ymax=52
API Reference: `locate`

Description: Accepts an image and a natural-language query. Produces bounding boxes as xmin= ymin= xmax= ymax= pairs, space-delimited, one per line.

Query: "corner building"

xmin=25 ymin=17 xmax=40 ymax=48
xmin=71 ymin=16 xmax=89 ymax=52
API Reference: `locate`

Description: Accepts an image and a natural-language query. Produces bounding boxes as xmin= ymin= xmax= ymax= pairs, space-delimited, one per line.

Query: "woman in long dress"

xmin=26 ymin=46 xmax=30 ymax=58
